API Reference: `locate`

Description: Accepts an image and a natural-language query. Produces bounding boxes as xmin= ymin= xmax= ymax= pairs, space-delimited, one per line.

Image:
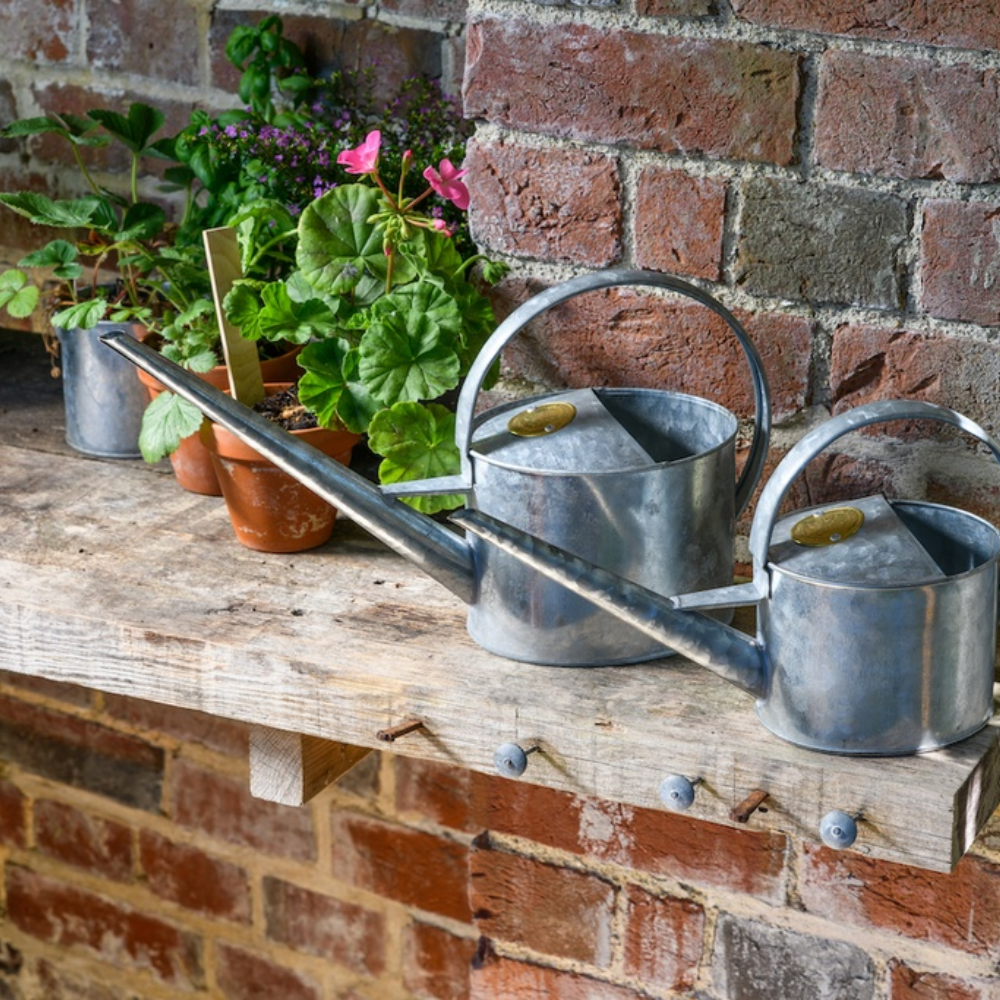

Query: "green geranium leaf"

xmin=52 ymin=298 xmax=109 ymax=331
xmin=0 ymin=270 xmax=39 ymax=319
xmin=117 ymin=202 xmax=166 ymax=242
xmin=223 ymin=283 xmax=264 ymax=341
xmin=368 ymin=401 xmax=463 ymax=513
xmin=297 ymin=185 xmax=415 ymax=297
xmin=89 ymin=103 xmax=165 ymax=153
xmin=257 ymin=281 xmax=338 ymax=344
xmin=297 ymin=338 xmax=378 ymax=433
xmin=139 ymin=391 xmax=205 ymax=463
xmin=373 ymin=281 xmax=462 ymax=342
xmin=358 ymin=311 xmax=460 ymax=405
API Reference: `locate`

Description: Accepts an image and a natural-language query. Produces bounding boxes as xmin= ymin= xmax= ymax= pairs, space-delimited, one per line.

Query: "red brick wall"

xmin=1 ymin=671 xmax=1000 ymax=998
xmin=5 ymin=2 xmax=1000 ymax=998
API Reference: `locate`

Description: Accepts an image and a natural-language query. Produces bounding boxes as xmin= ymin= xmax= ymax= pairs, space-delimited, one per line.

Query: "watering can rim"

xmin=469 ymin=386 xmax=742 ymax=477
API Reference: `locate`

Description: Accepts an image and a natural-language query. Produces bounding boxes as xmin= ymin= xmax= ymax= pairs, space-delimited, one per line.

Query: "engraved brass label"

xmin=790 ymin=506 xmax=865 ymax=547
xmin=508 ymin=402 xmax=577 ymax=437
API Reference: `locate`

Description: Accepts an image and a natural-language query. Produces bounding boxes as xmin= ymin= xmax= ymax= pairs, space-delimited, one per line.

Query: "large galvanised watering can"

xmin=104 ymin=268 xmax=769 ymax=666
xmin=453 ymin=399 xmax=1000 ymax=755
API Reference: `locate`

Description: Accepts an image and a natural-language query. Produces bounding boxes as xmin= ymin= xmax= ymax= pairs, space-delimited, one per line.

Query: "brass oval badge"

xmin=790 ymin=506 xmax=865 ymax=547
xmin=508 ymin=402 xmax=577 ymax=438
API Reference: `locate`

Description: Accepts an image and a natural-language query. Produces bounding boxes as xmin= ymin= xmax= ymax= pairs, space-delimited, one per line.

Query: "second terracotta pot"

xmin=201 ymin=384 xmax=359 ymax=553
xmin=138 ymin=348 xmax=302 ymax=496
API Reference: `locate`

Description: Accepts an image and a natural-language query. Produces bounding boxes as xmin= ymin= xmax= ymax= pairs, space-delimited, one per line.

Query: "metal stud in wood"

xmin=493 ymin=742 xmax=539 ymax=778
xmin=659 ymin=773 xmax=702 ymax=812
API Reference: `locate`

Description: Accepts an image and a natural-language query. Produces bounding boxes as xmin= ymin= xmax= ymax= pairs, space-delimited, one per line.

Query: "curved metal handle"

xmin=749 ymin=399 xmax=1000 ymax=573
xmin=454 ymin=268 xmax=772 ymax=516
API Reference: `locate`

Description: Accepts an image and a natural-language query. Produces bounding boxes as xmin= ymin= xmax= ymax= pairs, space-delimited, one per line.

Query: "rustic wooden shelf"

xmin=1 ymin=330 xmax=998 ymax=873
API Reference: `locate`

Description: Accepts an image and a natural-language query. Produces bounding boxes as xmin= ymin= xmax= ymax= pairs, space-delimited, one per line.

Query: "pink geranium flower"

xmin=423 ymin=159 xmax=469 ymax=211
xmin=338 ymin=130 xmax=381 ymax=174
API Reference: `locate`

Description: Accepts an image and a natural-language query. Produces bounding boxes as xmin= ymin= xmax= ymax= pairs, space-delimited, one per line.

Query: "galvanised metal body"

xmin=102 ymin=268 xmax=770 ymax=666
xmin=57 ymin=322 xmax=148 ymax=458
xmin=455 ymin=400 xmax=1000 ymax=754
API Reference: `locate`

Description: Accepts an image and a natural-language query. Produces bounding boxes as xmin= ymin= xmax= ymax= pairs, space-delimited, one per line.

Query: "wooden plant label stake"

xmin=203 ymin=226 xmax=265 ymax=406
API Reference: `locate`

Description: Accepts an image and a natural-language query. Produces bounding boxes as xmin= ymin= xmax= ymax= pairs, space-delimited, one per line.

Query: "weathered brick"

xmin=470 ymin=950 xmax=647 ymax=1000
xmin=0 ymin=0 xmax=76 ymax=64
xmin=0 ymin=671 xmax=92 ymax=708
xmin=6 ymin=865 xmax=203 ymax=989
xmin=138 ymin=829 xmax=251 ymax=923
xmin=830 ymin=325 xmax=1000 ymax=431
xmin=469 ymin=837 xmax=615 ymax=966
xmin=34 ymin=958 xmax=129 ymax=1000
xmin=171 ymin=758 xmax=316 ymax=862
xmin=815 ymin=51 xmax=1000 ymax=183
xmin=215 ymin=943 xmax=320 ymax=1000
xmin=465 ymin=18 xmax=800 ymax=165
xmin=35 ymin=800 xmax=133 ymax=881
xmin=622 ymin=883 xmax=704 ymax=990
xmin=101 ymin=695 xmax=248 ymax=759
xmin=634 ymin=167 xmax=726 ymax=281
xmin=0 ymin=779 xmax=26 ymax=848
xmin=379 ymin=0 xmax=468 ymax=20
xmin=483 ymin=281 xmax=810 ymax=421
xmin=330 ymin=811 xmax=470 ymax=921
xmin=465 ymin=138 xmax=622 ymax=267
xmin=712 ymin=912 xmax=875 ymax=999
xmin=637 ymin=0 xmax=716 ymax=15
xmin=403 ymin=921 xmax=477 ymax=1000
xmin=86 ymin=0 xmax=202 ymax=86
xmin=731 ymin=0 xmax=1000 ymax=51
xmin=397 ymin=758 xmax=786 ymax=901
xmin=736 ymin=178 xmax=908 ymax=310
xmin=920 ymin=200 xmax=1000 ymax=326
xmin=888 ymin=960 xmax=989 ymax=1000
xmin=263 ymin=876 xmax=386 ymax=976
xmin=800 ymin=846 xmax=1000 ymax=960
xmin=0 ymin=693 xmax=163 ymax=811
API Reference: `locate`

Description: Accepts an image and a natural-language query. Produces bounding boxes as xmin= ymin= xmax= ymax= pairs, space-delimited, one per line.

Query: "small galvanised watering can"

xmin=104 ymin=268 xmax=769 ymax=666
xmin=453 ymin=399 xmax=1000 ymax=755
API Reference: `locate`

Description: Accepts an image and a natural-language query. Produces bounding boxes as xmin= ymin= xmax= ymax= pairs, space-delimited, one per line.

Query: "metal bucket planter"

xmin=56 ymin=321 xmax=148 ymax=459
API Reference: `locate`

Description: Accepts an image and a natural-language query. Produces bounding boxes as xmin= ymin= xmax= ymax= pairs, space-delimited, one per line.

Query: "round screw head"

xmin=819 ymin=810 xmax=858 ymax=850
xmin=494 ymin=742 xmax=529 ymax=778
xmin=659 ymin=774 xmax=696 ymax=812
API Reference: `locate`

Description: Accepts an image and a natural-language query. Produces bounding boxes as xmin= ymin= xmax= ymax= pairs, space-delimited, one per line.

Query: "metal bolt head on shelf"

xmin=494 ymin=742 xmax=531 ymax=778
xmin=819 ymin=810 xmax=858 ymax=850
xmin=659 ymin=774 xmax=697 ymax=811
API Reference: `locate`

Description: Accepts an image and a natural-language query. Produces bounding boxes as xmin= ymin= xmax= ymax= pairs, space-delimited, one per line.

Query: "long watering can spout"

xmin=451 ymin=509 xmax=769 ymax=696
xmin=101 ymin=332 xmax=477 ymax=604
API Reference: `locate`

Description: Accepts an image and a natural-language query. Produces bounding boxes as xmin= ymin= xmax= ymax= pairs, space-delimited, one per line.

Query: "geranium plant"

xmin=222 ymin=129 xmax=506 ymax=513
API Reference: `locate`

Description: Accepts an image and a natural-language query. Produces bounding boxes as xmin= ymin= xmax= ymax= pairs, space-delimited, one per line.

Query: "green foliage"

xmin=0 ymin=270 xmax=39 ymax=319
xmin=367 ymin=402 xmax=464 ymax=513
xmin=225 ymin=162 xmax=507 ymax=506
xmin=138 ymin=391 xmax=205 ymax=464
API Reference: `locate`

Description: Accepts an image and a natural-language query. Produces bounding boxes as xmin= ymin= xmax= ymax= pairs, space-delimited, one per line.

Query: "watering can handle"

xmin=748 ymin=399 xmax=1000 ymax=571
xmin=453 ymin=268 xmax=772 ymax=517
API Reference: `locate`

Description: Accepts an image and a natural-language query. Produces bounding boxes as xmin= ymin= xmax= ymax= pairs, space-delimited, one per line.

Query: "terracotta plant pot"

xmin=138 ymin=348 xmax=301 ymax=496
xmin=201 ymin=383 xmax=359 ymax=553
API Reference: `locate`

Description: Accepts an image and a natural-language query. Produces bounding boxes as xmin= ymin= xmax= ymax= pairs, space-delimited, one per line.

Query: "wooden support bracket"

xmin=249 ymin=725 xmax=373 ymax=806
